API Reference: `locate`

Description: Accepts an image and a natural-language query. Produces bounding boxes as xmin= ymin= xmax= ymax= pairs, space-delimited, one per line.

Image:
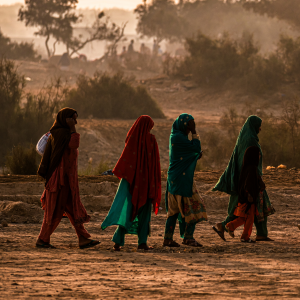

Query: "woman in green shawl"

xmin=212 ymin=115 xmax=275 ymax=242
xmin=163 ymin=114 xmax=207 ymax=247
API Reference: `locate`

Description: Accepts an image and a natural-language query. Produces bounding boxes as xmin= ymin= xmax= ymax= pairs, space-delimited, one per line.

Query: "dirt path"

xmin=1 ymin=170 xmax=300 ymax=299
xmin=1 ymin=212 xmax=300 ymax=299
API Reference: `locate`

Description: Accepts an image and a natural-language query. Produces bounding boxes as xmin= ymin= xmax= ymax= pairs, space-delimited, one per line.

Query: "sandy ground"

xmin=1 ymin=170 xmax=300 ymax=299
xmin=1 ymin=61 xmax=300 ymax=299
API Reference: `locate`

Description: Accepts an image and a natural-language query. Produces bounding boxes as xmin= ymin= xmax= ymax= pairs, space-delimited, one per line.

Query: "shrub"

xmin=0 ymin=30 xmax=39 ymax=61
xmin=79 ymin=158 xmax=112 ymax=176
xmin=171 ymin=31 xmax=288 ymax=94
xmin=65 ymin=72 xmax=165 ymax=119
xmin=5 ymin=144 xmax=38 ymax=175
xmin=0 ymin=59 xmax=65 ymax=166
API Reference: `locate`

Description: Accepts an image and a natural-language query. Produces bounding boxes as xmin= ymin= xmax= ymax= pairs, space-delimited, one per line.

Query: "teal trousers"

xmin=112 ymin=200 xmax=151 ymax=246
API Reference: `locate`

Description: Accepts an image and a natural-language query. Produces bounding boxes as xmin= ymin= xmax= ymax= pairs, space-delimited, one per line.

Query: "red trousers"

xmin=226 ymin=204 xmax=255 ymax=241
xmin=38 ymin=177 xmax=90 ymax=243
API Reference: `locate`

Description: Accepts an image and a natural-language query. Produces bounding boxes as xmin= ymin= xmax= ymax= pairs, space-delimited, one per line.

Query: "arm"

xmin=172 ymin=133 xmax=201 ymax=154
xmin=68 ymin=133 xmax=80 ymax=149
xmin=66 ymin=117 xmax=79 ymax=149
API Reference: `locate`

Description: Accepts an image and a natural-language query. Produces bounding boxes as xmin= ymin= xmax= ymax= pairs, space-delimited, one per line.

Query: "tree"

xmin=66 ymin=13 xmax=126 ymax=57
xmin=241 ymin=0 xmax=300 ymax=31
xmin=19 ymin=1 xmax=127 ymax=59
xmin=134 ymin=0 xmax=188 ymax=43
xmin=18 ymin=0 xmax=79 ymax=58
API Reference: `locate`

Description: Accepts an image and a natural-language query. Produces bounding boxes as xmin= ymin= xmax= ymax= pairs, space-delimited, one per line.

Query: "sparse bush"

xmin=5 ymin=144 xmax=38 ymax=175
xmin=79 ymin=158 xmax=112 ymax=176
xmin=65 ymin=72 xmax=165 ymax=119
xmin=0 ymin=30 xmax=39 ymax=61
xmin=171 ymin=31 xmax=287 ymax=94
xmin=0 ymin=59 xmax=66 ymax=167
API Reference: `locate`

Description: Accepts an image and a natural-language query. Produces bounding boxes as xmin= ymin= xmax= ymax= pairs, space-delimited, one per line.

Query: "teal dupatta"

xmin=213 ymin=115 xmax=263 ymax=195
xmin=166 ymin=114 xmax=201 ymax=210
xmin=213 ymin=115 xmax=274 ymax=222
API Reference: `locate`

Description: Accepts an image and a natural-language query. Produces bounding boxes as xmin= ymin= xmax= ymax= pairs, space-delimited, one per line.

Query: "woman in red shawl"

xmin=101 ymin=115 xmax=161 ymax=251
xmin=36 ymin=108 xmax=99 ymax=249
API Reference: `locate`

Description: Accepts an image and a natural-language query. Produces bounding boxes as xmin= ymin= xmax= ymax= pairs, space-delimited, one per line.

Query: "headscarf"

xmin=37 ymin=107 xmax=77 ymax=185
xmin=238 ymin=146 xmax=263 ymax=209
xmin=213 ymin=115 xmax=262 ymax=195
xmin=167 ymin=113 xmax=201 ymax=197
xmin=113 ymin=115 xmax=161 ymax=221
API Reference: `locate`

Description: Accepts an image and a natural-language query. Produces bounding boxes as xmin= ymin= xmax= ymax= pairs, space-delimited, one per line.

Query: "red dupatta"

xmin=113 ymin=115 xmax=161 ymax=221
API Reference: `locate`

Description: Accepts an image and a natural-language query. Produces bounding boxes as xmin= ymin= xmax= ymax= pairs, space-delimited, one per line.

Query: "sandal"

xmin=255 ymin=237 xmax=274 ymax=242
xmin=113 ymin=243 xmax=121 ymax=251
xmin=137 ymin=244 xmax=154 ymax=251
xmin=79 ymin=240 xmax=100 ymax=249
xmin=212 ymin=225 xmax=226 ymax=242
xmin=182 ymin=239 xmax=203 ymax=247
xmin=225 ymin=225 xmax=235 ymax=238
xmin=241 ymin=238 xmax=256 ymax=243
xmin=163 ymin=239 xmax=180 ymax=247
xmin=36 ymin=242 xmax=56 ymax=249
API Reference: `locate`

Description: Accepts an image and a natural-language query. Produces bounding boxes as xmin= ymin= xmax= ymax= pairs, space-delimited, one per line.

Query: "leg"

xmin=37 ymin=184 xmax=70 ymax=245
xmin=183 ymin=222 xmax=195 ymax=240
xmin=254 ymin=215 xmax=268 ymax=238
xmin=241 ymin=204 xmax=255 ymax=241
xmin=226 ymin=217 xmax=245 ymax=233
xmin=112 ymin=226 xmax=126 ymax=247
xmin=38 ymin=213 xmax=62 ymax=244
xmin=164 ymin=213 xmax=179 ymax=240
xmin=163 ymin=213 xmax=180 ymax=247
xmin=213 ymin=193 xmax=239 ymax=241
xmin=137 ymin=200 xmax=152 ymax=247
xmin=64 ymin=181 xmax=96 ymax=248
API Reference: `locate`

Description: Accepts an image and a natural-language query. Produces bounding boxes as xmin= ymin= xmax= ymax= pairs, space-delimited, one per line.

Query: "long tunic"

xmin=40 ymin=133 xmax=90 ymax=225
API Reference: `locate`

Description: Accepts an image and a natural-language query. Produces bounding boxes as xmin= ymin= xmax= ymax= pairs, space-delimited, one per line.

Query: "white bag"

xmin=36 ymin=132 xmax=51 ymax=156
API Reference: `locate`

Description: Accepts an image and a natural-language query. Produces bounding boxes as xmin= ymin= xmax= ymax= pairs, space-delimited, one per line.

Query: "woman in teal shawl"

xmin=212 ymin=115 xmax=275 ymax=241
xmin=163 ymin=114 xmax=207 ymax=247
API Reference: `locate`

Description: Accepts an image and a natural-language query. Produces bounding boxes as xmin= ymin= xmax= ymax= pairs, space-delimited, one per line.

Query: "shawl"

xmin=37 ymin=107 xmax=77 ymax=185
xmin=213 ymin=115 xmax=262 ymax=195
xmin=113 ymin=115 xmax=161 ymax=221
xmin=238 ymin=146 xmax=264 ymax=211
xmin=167 ymin=113 xmax=201 ymax=197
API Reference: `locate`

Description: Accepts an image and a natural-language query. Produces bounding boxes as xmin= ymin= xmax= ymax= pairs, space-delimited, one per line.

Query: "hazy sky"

xmin=0 ymin=0 xmax=144 ymax=10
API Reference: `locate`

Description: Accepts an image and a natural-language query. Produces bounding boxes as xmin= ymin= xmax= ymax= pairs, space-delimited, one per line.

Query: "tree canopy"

xmin=18 ymin=0 xmax=79 ymax=57
xmin=241 ymin=0 xmax=300 ymax=30
xmin=18 ymin=0 xmax=125 ymax=58
xmin=134 ymin=0 xmax=188 ymax=43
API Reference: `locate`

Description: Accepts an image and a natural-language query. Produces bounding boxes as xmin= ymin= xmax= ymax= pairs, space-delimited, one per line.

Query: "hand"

xmin=187 ymin=119 xmax=196 ymax=134
xmin=66 ymin=118 xmax=76 ymax=132
xmin=198 ymin=152 xmax=203 ymax=160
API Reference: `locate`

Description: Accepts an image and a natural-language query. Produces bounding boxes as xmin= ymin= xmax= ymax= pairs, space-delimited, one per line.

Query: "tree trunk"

xmin=45 ymin=35 xmax=51 ymax=58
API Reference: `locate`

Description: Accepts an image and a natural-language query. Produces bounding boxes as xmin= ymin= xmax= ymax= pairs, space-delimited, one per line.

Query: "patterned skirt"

xmin=167 ymin=182 xmax=207 ymax=224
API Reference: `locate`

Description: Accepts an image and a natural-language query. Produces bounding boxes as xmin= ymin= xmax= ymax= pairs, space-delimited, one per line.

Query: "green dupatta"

xmin=213 ymin=115 xmax=262 ymax=195
xmin=166 ymin=114 xmax=201 ymax=201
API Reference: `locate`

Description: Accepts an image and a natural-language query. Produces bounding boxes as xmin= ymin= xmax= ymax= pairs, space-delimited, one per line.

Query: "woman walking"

xmin=36 ymin=108 xmax=99 ymax=249
xmin=101 ymin=115 xmax=161 ymax=251
xmin=212 ymin=115 xmax=275 ymax=242
xmin=163 ymin=114 xmax=207 ymax=247
xmin=225 ymin=146 xmax=266 ymax=243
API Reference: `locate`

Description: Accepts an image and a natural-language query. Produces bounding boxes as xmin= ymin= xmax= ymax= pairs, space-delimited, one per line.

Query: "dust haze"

xmin=1 ymin=0 xmax=300 ymax=299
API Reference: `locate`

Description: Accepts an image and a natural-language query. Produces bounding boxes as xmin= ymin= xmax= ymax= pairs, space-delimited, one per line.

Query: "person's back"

xmin=128 ymin=40 xmax=134 ymax=53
